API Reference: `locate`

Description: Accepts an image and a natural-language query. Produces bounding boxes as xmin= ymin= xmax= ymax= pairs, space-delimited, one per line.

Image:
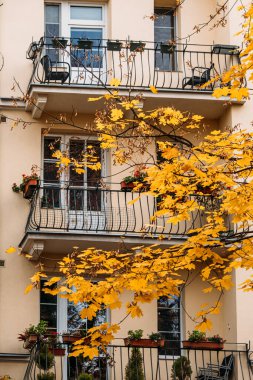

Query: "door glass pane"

xmin=87 ymin=141 xmax=101 ymax=186
xmin=42 ymin=187 xmax=60 ymax=208
xmin=158 ymin=295 xmax=180 ymax=356
xmin=70 ymin=6 xmax=102 ymax=21
xmin=44 ymin=162 xmax=59 ymax=183
xmin=70 ymin=28 xmax=103 ymax=68
xmin=45 ymin=4 xmax=60 ymax=60
xmin=70 ymin=189 xmax=84 ymax=211
xmin=154 ymin=8 xmax=176 ymax=71
xmin=44 ymin=137 xmax=61 ymax=159
xmin=69 ymin=140 xmax=85 ymax=161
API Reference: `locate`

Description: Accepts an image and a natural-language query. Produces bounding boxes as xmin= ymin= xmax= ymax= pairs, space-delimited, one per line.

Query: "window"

xmin=42 ymin=135 xmax=103 ymax=211
xmin=154 ymin=8 xmax=176 ymax=71
xmin=158 ymin=295 xmax=181 ymax=356
xmin=45 ymin=4 xmax=60 ymax=61
xmin=40 ymin=279 xmax=57 ymax=331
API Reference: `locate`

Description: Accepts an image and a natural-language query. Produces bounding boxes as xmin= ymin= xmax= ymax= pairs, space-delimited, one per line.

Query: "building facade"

xmin=0 ymin=0 xmax=253 ymax=379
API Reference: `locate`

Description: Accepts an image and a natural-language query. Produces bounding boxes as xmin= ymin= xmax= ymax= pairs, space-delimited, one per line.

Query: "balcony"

xmin=19 ymin=185 xmax=247 ymax=260
xmin=23 ymin=340 xmax=252 ymax=380
xmin=26 ymin=38 xmax=243 ymax=119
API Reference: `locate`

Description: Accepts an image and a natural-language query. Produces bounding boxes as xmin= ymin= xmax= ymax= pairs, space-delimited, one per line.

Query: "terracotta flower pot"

xmin=124 ymin=338 xmax=165 ymax=348
xmin=23 ymin=179 xmax=38 ymax=199
xmin=62 ymin=334 xmax=81 ymax=344
xmin=182 ymin=341 xmax=224 ymax=350
xmin=28 ymin=334 xmax=38 ymax=343
xmin=120 ymin=181 xmax=135 ymax=192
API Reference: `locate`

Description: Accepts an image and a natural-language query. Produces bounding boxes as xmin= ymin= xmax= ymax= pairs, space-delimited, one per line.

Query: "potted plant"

xmin=77 ymin=39 xmax=93 ymax=49
xmin=171 ymin=356 xmax=192 ymax=380
xmin=12 ymin=167 xmax=39 ymax=199
xmin=182 ymin=330 xmax=225 ymax=350
xmin=129 ymin=41 xmax=146 ymax=52
xmin=121 ymin=168 xmax=148 ymax=191
xmin=124 ymin=329 xmax=165 ymax=347
xmin=62 ymin=331 xmax=81 ymax=344
xmin=51 ymin=37 xmax=68 ymax=49
xmin=160 ymin=42 xmax=176 ymax=54
xmin=107 ymin=40 xmax=123 ymax=51
xmin=19 ymin=320 xmax=48 ymax=349
xmin=48 ymin=332 xmax=66 ymax=356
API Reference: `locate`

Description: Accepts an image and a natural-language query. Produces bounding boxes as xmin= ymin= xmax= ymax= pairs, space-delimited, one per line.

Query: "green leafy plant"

xmin=127 ymin=329 xmax=143 ymax=340
xmin=207 ymin=334 xmax=225 ymax=343
xmin=125 ymin=348 xmax=144 ymax=380
xmin=187 ymin=330 xmax=206 ymax=342
xmin=148 ymin=332 xmax=162 ymax=341
xmin=12 ymin=166 xmax=39 ymax=193
xmin=77 ymin=374 xmax=93 ymax=380
xmin=122 ymin=168 xmax=147 ymax=184
xmin=18 ymin=320 xmax=48 ymax=342
xmin=171 ymin=356 xmax=192 ymax=380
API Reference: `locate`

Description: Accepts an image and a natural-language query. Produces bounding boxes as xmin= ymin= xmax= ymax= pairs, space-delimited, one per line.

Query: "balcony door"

xmin=42 ymin=135 xmax=106 ymax=232
xmin=45 ymin=3 xmax=106 ymax=85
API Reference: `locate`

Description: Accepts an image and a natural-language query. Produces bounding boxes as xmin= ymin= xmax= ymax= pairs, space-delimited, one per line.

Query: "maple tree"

xmin=6 ymin=1 xmax=253 ymax=361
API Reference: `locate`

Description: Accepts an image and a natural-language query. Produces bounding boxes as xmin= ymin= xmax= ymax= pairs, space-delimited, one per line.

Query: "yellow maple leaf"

xmin=80 ymin=304 xmax=98 ymax=320
xmin=5 ymin=246 xmax=16 ymax=254
xmin=109 ymin=78 xmax=121 ymax=87
xmin=110 ymin=108 xmax=123 ymax=121
xmin=195 ymin=318 xmax=213 ymax=332
xmin=24 ymin=284 xmax=34 ymax=294
xmin=150 ymin=85 xmax=158 ymax=94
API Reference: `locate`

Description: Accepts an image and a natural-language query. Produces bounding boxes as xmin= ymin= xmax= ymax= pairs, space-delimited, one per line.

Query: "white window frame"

xmin=45 ymin=2 xmax=107 ymax=43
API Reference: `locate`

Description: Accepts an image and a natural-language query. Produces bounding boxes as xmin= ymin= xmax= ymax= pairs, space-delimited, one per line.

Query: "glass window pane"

xmin=70 ymin=6 xmax=102 ymax=21
xmin=45 ymin=25 xmax=60 ymax=41
xmin=70 ymin=28 xmax=103 ymax=68
xmin=70 ymin=189 xmax=84 ymax=210
xmin=41 ymin=304 xmax=57 ymax=329
xmin=155 ymin=27 xmax=174 ymax=42
xmin=42 ymin=188 xmax=60 ymax=208
xmin=158 ymin=308 xmax=180 ymax=332
xmin=40 ymin=290 xmax=57 ymax=304
xmin=69 ymin=167 xmax=84 ymax=186
xmin=40 ymin=279 xmax=57 ymax=304
xmin=71 ymin=27 xmax=103 ymax=45
xmin=69 ymin=140 xmax=85 ymax=161
xmin=44 ymin=162 xmax=59 ymax=183
xmin=44 ymin=137 xmax=61 ymax=159
xmin=158 ymin=295 xmax=180 ymax=308
xmin=154 ymin=8 xmax=174 ymax=28
xmin=45 ymin=5 xmax=60 ymax=24
xmin=68 ymin=302 xmax=87 ymax=331
xmin=87 ymin=190 xmax=101 ymax=211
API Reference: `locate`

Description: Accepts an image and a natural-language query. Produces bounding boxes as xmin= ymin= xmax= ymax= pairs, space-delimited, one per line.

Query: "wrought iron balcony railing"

xmin=25 ymin=185 xmax=246 ymax=242
xmin=23 ymin=340 xmax=252 ymax=380
xmin=27 ymin=38 xmax=240 ymax=92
